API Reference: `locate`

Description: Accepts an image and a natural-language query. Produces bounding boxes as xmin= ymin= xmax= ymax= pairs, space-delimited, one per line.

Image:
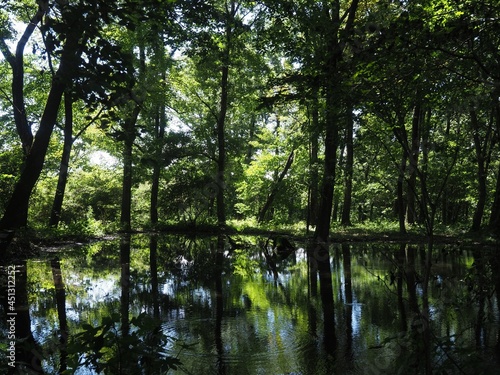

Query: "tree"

xmin=0 ymin=0 xmax=136 ymax=249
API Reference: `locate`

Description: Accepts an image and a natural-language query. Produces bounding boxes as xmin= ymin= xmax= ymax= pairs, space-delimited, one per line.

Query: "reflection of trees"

xmin=11 ymin=236 xmax=500 ymax=374
xmin=6 ymin=261 xmax=43 ymax=373
xmin=51 ymin=257 xmax=68 ymax=373
xmin=149 ymin=235 xmax=160 ymax=319
xmin=492 ymin=248 xmax=500 ymax=363
xmin=395 ymin=244 xmax=407 ymax=332
xmin=120 ymin=235 xmax=131 ymax=337
xmin=342 ymin=244 xmax=354 ymax=364
xmin=215 ymin=234 xmax=226 ymax=375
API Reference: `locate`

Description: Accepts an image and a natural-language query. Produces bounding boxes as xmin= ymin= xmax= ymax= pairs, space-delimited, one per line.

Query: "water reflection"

xmin=0 ymin=236 xmax=499 ymax=374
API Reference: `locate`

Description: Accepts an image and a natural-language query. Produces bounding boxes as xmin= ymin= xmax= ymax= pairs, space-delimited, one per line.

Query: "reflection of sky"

xmin=192 ymin=287 xmax=211 ymax=305
xmin=65 ymin=275 xmax=119 ymax=320
xmin=339 ymin=267 xmax=363 ymax=338
xmin=351 ymin=302 xmax=362 ymax=337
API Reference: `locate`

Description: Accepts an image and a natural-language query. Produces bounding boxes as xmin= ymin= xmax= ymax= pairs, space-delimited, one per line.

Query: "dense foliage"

xmin=1 ymin=0 xmax=500 ymax=242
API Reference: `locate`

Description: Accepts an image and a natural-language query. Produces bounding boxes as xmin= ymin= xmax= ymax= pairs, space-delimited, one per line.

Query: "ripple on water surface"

xmin=161 ymin=304 xmax=324 ymax=374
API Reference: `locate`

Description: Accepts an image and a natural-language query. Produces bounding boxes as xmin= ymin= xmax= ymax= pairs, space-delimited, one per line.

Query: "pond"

xmin=1 ymin=234 xmax=500 ymax=374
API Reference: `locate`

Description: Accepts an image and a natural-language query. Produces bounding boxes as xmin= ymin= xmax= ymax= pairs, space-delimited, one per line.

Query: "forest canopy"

xmin=1 ymin=0 xmax=500 ymax=249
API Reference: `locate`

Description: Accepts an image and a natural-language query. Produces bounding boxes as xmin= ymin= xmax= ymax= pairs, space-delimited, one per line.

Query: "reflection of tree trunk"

xmin=51 ymin=257 xmax=68 ymax=373
xmin=342 ymin=244 xmax=353 ymax=362
xmin=315 ymin=78 xmax=338 ymax=353
xmin=473 ymin=249 xmax=486 ymax=348
xmin=405 ymin=246 xmax=419 ymax=314
xmin=421 ymin=242 xmax=432 ymax=375
xmin=120 ymin=235 xmax=131 ymax=337
xmin=317 ymin=243 xmax=336 ymax=353
xmin=149 ymin=236 xmax=160 ymax=319
xmin=491 ymin=249 xmax=500 ymax=362
xmin=11 ymin=262 xmax=43 ymax=373
xmin=396 ymin=244 xmax=407 ymax=332
xmin=307 ymin=243 xmax=318 ymax=298
xmin=215 ymin=234 xmax=225 ymax=374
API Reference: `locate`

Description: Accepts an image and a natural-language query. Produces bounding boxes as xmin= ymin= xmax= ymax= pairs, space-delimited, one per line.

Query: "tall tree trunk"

xmin=258 ymin=149 xmax=294 ymax=222
xmin=150 ymin=163 xmax=161 ymax=225
xmin=316 ymin=105 xmax=339 ymax=241
xmin=407 ymin=103 xmax=422 ymax=224
xmin=314 ymin=0 xmax=359 ymax=350
xmin=308 ymin=83 xmax=320 ymax=229
xmin=245 ymin=116 xmax=256 ymax=164
xmin=216 ymin=63 xmax=229 ymax=230
xmin=120 ymin=105 xmax=141 ymax=232
xmin=216 ymin=2 xmax=235 ymax=231
xmin=489 ymin=162 xmax=500 ymax=234
xmin=49 ymin=91 xmax=73 ymax=227
xmin=150 ymin=104 xmax=166 ymax=225
xmin=470 ymin=108 xmax=487 ymax=232
xmin=341 ymin=105 xmax=354 ymax=226
xmin=121 ymin=36 xmax=147 ymax=232
xmin=396 ymin=149 xmax=407 ymax=234
xmin=314 ymin=43 xmax=339 ymax=354
xmin=489 ymin=102 xmax=500 ymax=235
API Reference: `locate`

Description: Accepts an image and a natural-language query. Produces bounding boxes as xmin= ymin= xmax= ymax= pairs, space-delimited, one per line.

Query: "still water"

xmin=1 ymin=234 xmax=500 ymax=374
